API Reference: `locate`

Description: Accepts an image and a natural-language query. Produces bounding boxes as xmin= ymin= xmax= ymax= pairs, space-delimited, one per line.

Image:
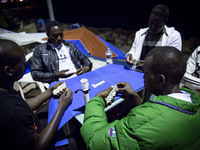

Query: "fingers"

xmin=64 ymin=72 xmax=75 ymax=76
xmin=66 ymin=88 xmax=73 ymax=98
xmin=60 ymin=88 xmax=72 ymax=99
xmin=116 ymin=82 xmax=130 ymax=94
xmin=58 ymin=88 xmax=73 ymax=110
xmin=116 ymin=82 xmax=127 ymax=89
xmin=62 ymin=69 xmax=69 ymax=72
xmin=56 ymin=87 xmax=67 ymax=96
xmin=52 ymin=81 xmax=67 ymax=96
xmin=76 ymin=69 xmax=82 ymax=75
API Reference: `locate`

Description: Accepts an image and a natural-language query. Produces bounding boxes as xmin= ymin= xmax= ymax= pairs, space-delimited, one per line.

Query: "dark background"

xmin=0 ymin=0 xmax=199 ymax=39
xmin=49 ymin=0 xmax=200 ymax=39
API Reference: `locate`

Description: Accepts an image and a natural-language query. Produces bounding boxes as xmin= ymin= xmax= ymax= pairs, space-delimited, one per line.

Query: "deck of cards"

xmin=53 ymin=81 xmax=67 ymax=95
xmin=105 ymin=84 xmax=118 ymax=105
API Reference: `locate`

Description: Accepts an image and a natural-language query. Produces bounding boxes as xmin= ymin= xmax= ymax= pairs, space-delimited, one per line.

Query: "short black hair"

xmin=0 ymin=39 xmax=22 ymax=72
xmin=146 ymin=46 xmax=186 ymax=84
xmin=151 ymin=4 xmax=169 ymax=23
xmin=46 ymin=20 xmax=61 ymax=33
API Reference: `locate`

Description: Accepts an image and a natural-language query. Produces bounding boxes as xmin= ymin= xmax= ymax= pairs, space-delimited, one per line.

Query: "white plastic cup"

xmin=80 ymin=78 xmax=89 ymax=91
xmin=80 ymin=78 xmax=90 ymax=104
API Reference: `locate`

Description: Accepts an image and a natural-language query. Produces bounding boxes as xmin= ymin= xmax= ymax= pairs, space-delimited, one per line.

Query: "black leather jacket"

xmin=31 ymin=41 xmax=92 ymax=83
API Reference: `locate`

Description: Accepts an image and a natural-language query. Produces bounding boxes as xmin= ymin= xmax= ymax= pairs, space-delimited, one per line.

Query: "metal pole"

xmin=47 ymin=0 xmax=55 ymax=21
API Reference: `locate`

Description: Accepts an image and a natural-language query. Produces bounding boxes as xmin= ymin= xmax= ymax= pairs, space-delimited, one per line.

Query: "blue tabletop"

xmin=48 ymin=64 xmax=144 ymax=130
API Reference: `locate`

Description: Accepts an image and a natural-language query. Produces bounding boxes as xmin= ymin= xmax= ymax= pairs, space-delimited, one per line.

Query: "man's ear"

xmin=4 ymin=66 xmax=13 ymax=77
xmin=158 ymin=74 xmax=166 ymax=86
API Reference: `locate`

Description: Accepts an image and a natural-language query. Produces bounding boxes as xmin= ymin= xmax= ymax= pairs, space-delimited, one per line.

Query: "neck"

xmin=160 ymin=84 xmax=181 ymax=95
xmin=147 ymin=31 xmax=163 ymax=40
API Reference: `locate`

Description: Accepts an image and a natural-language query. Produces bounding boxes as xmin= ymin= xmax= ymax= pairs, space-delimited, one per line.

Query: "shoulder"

xmin=165 ymin=25 xmax=181 ymax=36
xmin=0 ymin=93 xmax=35 ymax=126
xmin=33 ymin=43 xmax=48 ymax=54
xmin=125 ymin=102 xmax=170 ymax=129
xmin=194 ymin=46 xmax=200 ymax=53
xmin=63 ymin=41 xmax=76 ymax=48
xmin=34 ymin=43 xmax=47 ymax=50
xmin=0 ymin=92 xmax=31 ymax=112
xmin=136 ymin=27 xmax=148 ymax=36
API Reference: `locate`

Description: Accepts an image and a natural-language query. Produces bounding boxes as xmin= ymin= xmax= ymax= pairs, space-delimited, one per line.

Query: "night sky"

xmin=1 ymin=0 xmax=197 ymax=39
xmin=49 ymin=0 xmax=200 ymax=39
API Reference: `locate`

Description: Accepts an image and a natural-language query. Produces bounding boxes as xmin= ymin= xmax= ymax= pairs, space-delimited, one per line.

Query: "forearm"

xmin=127 ymin=92 xmax=142 ymax=106
xmin=31 ymin=71 xmax=57 ymax=83
xmin=26 ymin=89 xmax=52 ymax=111
xmin=82 ymin=57 xmax=92 ymax=71
xmin=126 ymin=54 xmax=133 ymax=62
xmin=34 ymin=107 xmax=65 ymax=150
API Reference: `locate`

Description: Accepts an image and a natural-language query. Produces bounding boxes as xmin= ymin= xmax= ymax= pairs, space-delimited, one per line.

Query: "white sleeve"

xmin=126 ymin=31 xmax=139 ymax=60
xmin=168 ymin=30 xmax=182 ymax=51
xmin=186 ymin=46 xmax=199 ymax=74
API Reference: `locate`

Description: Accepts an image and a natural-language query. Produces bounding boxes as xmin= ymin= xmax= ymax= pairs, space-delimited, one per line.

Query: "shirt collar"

xmin=168 ymin=91 xmax=192 ymax=103
xmin=141 ymin=26 xmax=167 ymax=36
xmin=48 ymin=41 xmax=63 ymax=50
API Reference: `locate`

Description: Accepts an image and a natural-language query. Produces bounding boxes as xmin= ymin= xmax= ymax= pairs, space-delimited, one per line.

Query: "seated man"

xmin=183 ymin=46 xmax=200 ymax=93
xmin=31 ymin=20 xmax=92 ymax=83
xmin=126 ymin=4 xmax=182 ymax=65
xmin=0 ymin=39 xmax=76 ymax=150
xmin=81 ymin=46 xmax=200 ymax=149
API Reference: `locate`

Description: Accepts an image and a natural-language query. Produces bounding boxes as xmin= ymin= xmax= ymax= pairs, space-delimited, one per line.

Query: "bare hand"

xmin=76 ymin=66 xmax=90 ymax=75
xmin=50 ymin=81 xmax=65 ymax=91
xmin=55 ymin=69 xmax=75 ymax=78
xmin=126 ymin=54 xmax=135 ymax=65
xmin=58 ymin=88 xmax=73 ymax=111
xmin=116 ymin=82 xmax=135 ymax=96
xmin=116 ymin=82 xmax=142 ymax=106
xmin=96 ymin=86 xmax=113 ymax=99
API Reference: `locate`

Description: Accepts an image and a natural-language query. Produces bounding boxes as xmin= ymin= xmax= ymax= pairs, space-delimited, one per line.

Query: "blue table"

xmin=48 ymin=64 xmax=144 ymax=145
xmin=48 ymin=63 xmax=144 ymax=127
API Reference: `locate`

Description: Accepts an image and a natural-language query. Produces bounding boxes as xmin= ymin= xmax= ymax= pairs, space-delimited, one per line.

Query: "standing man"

xmin=126 ymin=4 xmax=182 ymax=64
xmin=31 ymin=20 xmax=92 ymax=83
xmin=81 ymin=46 xmax=200 ymax=149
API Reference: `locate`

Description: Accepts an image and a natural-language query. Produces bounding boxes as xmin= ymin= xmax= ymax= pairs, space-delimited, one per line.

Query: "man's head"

xmin=46 ymin=20 xmax=63 ymax=47
xmin=148 ymin=4 xmax=169 ymax=34
xmin=143 ymin=46 xmax=186 ymax=96
xmin=0 ymin=39 xmax=25 ymax=82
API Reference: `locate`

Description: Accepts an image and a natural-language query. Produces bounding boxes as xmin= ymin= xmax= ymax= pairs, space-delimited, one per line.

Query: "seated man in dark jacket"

xmin=31 ymin=20 xmax=92 ymax=83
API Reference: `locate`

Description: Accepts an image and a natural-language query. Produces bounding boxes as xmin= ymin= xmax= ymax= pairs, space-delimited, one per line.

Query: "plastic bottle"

xmin=105 ymin=48 xmax=113 ymax=64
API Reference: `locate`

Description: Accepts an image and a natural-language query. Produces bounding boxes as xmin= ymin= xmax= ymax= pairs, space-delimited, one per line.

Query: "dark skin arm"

xmin=54 ymin=66 xmax=90 ymax=79
xmin=33 ymin=88 xmax=73 ymax=150
xmin=54 ymin=69 xmax=75 ymax=79
xmin=116 ymin=82 xmax=142 ymax=106
xmin=96 ymin=82 xmax=142 ymax=107
xmin=96 ymin=86 xmax=113 ymax=106
xmin=126 ymin=54 xmax=135 ymax=65
xmin=76 ymin=66 xmax=90 ymax=75
xmin=26 ymin=82 xmax=65 ymax=111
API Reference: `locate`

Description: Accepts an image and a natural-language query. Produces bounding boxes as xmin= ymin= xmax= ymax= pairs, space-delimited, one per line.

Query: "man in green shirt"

xmin=81 ymin=46 xmax=200 ymax=150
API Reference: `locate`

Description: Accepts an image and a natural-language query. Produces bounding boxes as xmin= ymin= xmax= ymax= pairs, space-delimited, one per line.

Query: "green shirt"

xmin=81 ymin=87 xmax=200 ymax=150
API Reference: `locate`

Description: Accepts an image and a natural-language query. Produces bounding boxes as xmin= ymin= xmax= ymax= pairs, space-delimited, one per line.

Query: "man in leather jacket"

xmin=31 ymin=21 xmax=92 ymax=83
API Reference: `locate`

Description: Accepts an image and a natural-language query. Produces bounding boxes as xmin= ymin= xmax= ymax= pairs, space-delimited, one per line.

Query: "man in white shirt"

xmin=182 ymin=46 xmax=200 ymax=94
xmin=126 ymin=4 xmax=182 ymax=64
xmin=55 ymin=43 xmax=77 ymax=80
